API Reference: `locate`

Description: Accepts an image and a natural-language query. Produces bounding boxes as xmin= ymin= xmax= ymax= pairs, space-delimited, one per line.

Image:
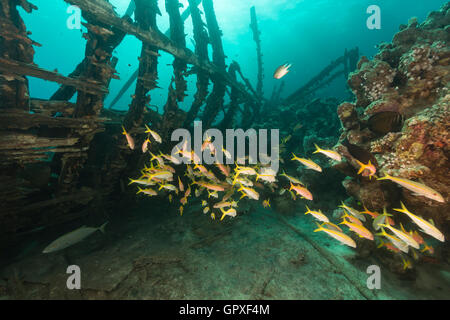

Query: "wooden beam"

xmin=64 ymin=0 xmax=256 ymax=103
xmin=0 ymin=57 xmax=108 ymax=95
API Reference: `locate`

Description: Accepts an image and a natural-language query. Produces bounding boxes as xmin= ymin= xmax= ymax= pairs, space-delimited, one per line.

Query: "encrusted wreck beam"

xmin=220 ymin=62 xmax=240 ymax=129
xmin=51 ymin=4 xmax=131 ymax=103
xmin=0 ymin=57 xmax=108 ymax=96
xmin=109 ymin=0 xmax=202 ymax=110
xmin=201 ymin=0 xmax=227 ymax=128
xmin=166 ymin=0 xmax=187 ymax=102
xmin=160 ymin=0 xmax=189 ymax=139
xmin=64 ymin=0 xmax=256 ymax=104
xmin=0 ymin=0 xmax=38 ymax=110
xmin=183 ymin=0 xmax=209 ymax=127
xmin=284 ymin=47 xmax=359 ymax=104
xmin=250 ymin=6 xmax=264 ymax=100
xmin=123 ymin=0 xmax=160 ymax=131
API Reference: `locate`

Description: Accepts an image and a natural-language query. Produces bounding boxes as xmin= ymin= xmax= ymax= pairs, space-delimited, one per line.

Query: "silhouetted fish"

xmin=368 ymin=111 xmax=404 ymax=135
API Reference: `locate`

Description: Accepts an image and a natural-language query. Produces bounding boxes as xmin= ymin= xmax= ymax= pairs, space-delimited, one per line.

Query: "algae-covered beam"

xmin=250 ymin=6 xmax=264 ymax=100
xmin=183 ymin=0 xmax=209 ymax=127
xmin=0 ymin=0 xmax=38 ymax=110
xmin=51 ymin=3 xmax=131 ymax=104
xmin=123 ymin=0 xmax=160 ymax=131
xmin=64 ymin=0 xmax=257 ymax=104
xmin=284 ymin=47 xmax=359 ymax=104
xmin=220 ymin=62 xmax=240 ymax=129
xmin=0 ymin=57 xmax=108 ymax=95
xmin=201 ymin=0 xmax=227 ymax=128
xmin=109 ymin=0 xmax=202 ymax=110
xmin=166 ymin=0 xmax=187 ymax=102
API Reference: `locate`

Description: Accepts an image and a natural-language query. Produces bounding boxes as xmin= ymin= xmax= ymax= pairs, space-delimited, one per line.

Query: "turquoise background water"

xmin=21 ymin=0 xmax=447 ymax=113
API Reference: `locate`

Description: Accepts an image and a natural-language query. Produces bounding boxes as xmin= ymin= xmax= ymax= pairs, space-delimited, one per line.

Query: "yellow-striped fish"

xmin=393 ymin=202 xmax=444 ymax=242
xmin=377 ymin=173 xmax=444 ymax=203
xmin=291 ymin=153 xmax=322 ymax=172
xmin=313 ymin=144 xmax=341 ymax=162
xmin=314 ymin=222 xmax=356 ymax=248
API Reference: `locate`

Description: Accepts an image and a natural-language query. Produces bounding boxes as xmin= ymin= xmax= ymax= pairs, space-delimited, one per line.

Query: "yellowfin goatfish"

xmin=291 ymin=153 xmax=322 ymax=172
xmin=290 ymin=183 xmax=313 ymax=200
xmin=144 ymin=124 xmax=162 ymax=143
xmin=313 ymin=144 xmax=342 ymax=162
xmin=280 ymin=171 xmax=304 ymax=185
xmin=262 ymin=199 xmax=271 ymax=208
xmin=376 ymin=228 xmax=409 ymax=253
xmin=273 ymin=63 xmax=292 ymax=79
xmin=136 ymin=187 xmax=157 ymax=196
xmin=377 ymin=173 xmax=444 ymax=203
xmin=394 ymin=202 xmax=445 ymax=242
xmin=142 ymin=138 xmax=151 ymax=153
xmin=314 ymin=222 xmax=356 ymax=248
xmin=220 ymin=207 xmax=237 ymax=221
xmin=121 ymin=126 xmax=135 ymax=150
xmin=305 ymin=205 xmax=329 ymax=223
xmin=340 ymin=219 xmax=374 ymax=240
xmin=43 ymin=222 xmax=108 ymax=253
xmin=339 ymin=202 xmax=366 ymax=222
xmin=379 ymin=224 xmax=420 ymax=249
xmin=238 ymin=186 xmax=260 ymax=200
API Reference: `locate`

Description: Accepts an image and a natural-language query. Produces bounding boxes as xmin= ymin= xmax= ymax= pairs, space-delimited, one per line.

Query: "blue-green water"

xmin=23 ymin=0 xmax=447 ymax=109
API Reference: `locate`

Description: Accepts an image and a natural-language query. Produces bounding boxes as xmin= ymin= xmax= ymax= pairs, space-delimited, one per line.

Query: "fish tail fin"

xmin=394 ymin=201 xmax=409 ymax=214
xmin=313 ymin=144 xmax=321 ymax=154
xmin=128 ymin=178 xmax=135 ymax=185
xmin=137 ymin=186 xmax=143 ymax=194
xmin=313 ymin=222 xmax=323 ymax=232
xmin=291 ymin=153 xmax=298 ymax=161
xmin=99 ymin=222 xmax=109 ymax=234
xmin=305 ymin=205 xmax=311 ymax=214
xmin=144 ymin=124 xmax=151 ymax=133
xmin=255 ymin=174 xmax=260 ymax=181
xmin=377 ymin=173 xmax=391 ymax=181
xmin=121 ymin=125 xmax=127 ymax=135
xmin=377 ymin=240 xmax=385 ymax=248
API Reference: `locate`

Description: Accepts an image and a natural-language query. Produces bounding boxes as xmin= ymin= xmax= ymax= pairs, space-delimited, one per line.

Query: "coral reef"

xmin=335 ymin=4 xmax=450 ymax=245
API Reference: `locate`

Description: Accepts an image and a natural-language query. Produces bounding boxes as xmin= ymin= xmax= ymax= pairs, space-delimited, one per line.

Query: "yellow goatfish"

xmin=280 ymin=171 xmax=304 ymax=185
xmin=393 ymin=202 xmax=444 ymax=242
xmin=262 ymin=199 xmax=271 ymax=208
xmin=238 ymin=186 xmax=260 ymax=200
xmin=314 ymin=222 xmax=356 ymax=248
xmin=220 ymin=207 xmax=237 ymax=221
xmin=339 ymin=202 xmax=366 ymax=222
xmin=213 ymin=200 xmax=238 ymax=209
xmin=340 ymin=219 xmax=374 ymax=240
xmin=379 ymin=224 xmax=420 ymax=249
xmin=376 ymin=228 xmax=409 ymax=253
xmin=273 ymin=63 xmax=292 ymax=79
xmin=142 ymin=138 xmax=151 ymax=153
xmin=136 ymin=187 xmax=157 ymax=196
xmin=377 ymin=173 xmax=444 ymax=203
xmin=291 ymin=153 xmax=322 ymax=172
xmin=178 ymin=177 xmax=184 ymax=192
xmin=313 ymin=144 xmax=342 ymax=162
xmin=122 ymin=126 xmax=135 ymax=150
xmin=305 ymin=205 xmax=329 ymax=223
xmin=144 ymin=125 xmax=162 ymax=143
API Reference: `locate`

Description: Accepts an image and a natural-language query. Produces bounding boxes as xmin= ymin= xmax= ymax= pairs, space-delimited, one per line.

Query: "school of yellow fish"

xmin=125 ymin=127 xmax=446 ymax=270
